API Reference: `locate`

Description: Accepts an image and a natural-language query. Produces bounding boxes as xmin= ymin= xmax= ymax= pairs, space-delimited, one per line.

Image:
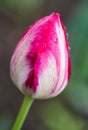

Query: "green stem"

xmin=12 ymin=96 xmax=34 ymax=130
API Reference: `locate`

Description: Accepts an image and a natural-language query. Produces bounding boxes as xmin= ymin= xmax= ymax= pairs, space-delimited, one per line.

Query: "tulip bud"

xmin=10 ymin=13 xmax=71 ymax=99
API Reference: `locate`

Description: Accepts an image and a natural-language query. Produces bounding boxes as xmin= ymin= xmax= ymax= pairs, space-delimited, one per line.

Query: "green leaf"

xmin=67 ymin=1 xmax=88 ymax=81
xmin=64 ymin=1 xmax=88 ymax=114
xmin=65 ymin=82 xmax=88 ymax=114
xmin=40 ymin=99 xmax=85 ymax=130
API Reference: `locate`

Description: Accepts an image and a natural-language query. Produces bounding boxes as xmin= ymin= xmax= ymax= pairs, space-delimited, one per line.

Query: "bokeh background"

xmin=0 ymin=0 xmax=88 ymax=130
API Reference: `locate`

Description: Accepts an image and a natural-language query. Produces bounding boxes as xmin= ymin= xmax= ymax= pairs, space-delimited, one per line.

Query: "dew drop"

xmin=52 ymin=33 xmax=57 ymax=42
xmin=45 ymin=25 xmax=48 ymax=29
xmin=38 ymin=35 xmax=41 ymax=40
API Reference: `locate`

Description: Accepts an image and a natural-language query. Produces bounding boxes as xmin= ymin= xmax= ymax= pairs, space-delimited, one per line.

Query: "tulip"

xmin=10 ymin=13 xmax=71 ymax=99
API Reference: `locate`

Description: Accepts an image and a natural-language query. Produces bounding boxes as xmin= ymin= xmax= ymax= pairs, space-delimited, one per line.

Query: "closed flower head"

xmin=10 ymin=13 xmax=71 ymax=99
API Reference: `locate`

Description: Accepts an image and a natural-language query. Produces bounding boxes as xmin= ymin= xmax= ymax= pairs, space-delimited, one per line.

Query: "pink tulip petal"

xmin=10 ymin=13 xmax=71 ymax=99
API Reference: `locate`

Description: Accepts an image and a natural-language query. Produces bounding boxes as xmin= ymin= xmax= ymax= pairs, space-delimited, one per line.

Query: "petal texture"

xmin=10 ymin=13 xmax=71 ymax=99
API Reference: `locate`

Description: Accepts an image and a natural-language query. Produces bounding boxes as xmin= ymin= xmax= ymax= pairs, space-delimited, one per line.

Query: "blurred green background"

xmin=0 ymin=0 xmax=88 ymax=130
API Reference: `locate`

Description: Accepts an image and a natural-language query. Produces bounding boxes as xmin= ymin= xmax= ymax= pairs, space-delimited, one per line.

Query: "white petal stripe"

xmin=50 ymin=21 xmax=67 ymax=97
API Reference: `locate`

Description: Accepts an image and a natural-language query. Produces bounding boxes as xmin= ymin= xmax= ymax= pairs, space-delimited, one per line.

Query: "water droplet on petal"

xmin=45 ymin=26 xmax=48 ymax=29
xmin=52 ymin=34 xmax=57 ymax=42
xmin=38 ymin=35 xmax=41 ymax=40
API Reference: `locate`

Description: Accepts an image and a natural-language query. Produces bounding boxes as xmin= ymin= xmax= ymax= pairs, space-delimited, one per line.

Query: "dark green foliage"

xmin=65 ymin=1 xmax=88 ymax=114
xmin=40 ymin=99 xmax=84 ymax=130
